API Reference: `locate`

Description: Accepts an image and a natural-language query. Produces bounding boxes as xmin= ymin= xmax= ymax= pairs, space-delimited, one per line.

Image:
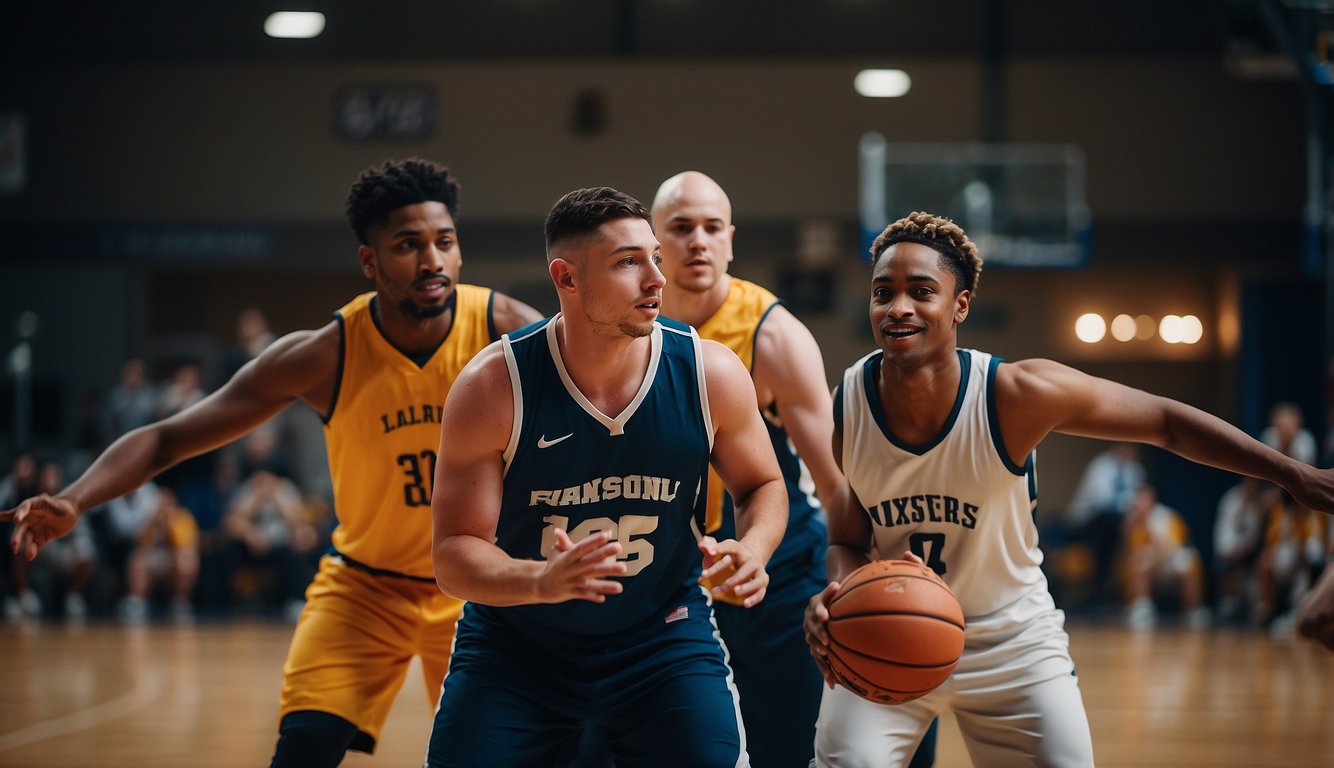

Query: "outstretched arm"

xmin=997 ymin=358 xmax=1334 ymax=514
xmin=430 ymin=344 xmax=626 ymax=606
xmin=699 ymin=340 xmax=788 ymax=608
xmin=3 ymin=325 xmax=338 ymax=559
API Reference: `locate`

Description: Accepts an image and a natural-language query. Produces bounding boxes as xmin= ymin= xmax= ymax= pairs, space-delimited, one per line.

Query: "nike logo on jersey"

xmin=537 ymin=433 xmax=574 ymax=449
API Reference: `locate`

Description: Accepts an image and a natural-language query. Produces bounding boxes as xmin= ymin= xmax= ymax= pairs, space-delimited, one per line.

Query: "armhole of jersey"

xmin=485 ymin=290 xmax=499 ymax=342
xmin=832 ymin=379 xmax=846 ymax=466
xmin=323 ymin=312 xmax=347 ymax=425
xmin=984 ymin=354 xmax=1028 ymax=476
xmin=500 ymin=335 xmax=523 ymax=476
xmin=749 ymin=300 xmax=781 ymax=375
xmin=690 ymin=325 xmax=715 ymax=452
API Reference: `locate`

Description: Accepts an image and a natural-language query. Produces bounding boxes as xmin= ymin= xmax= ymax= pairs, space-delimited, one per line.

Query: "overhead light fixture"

xmin=265 ymin=11 xmax=326 ymax=39
xmin=1074 ymin=313 xmax=1106 ymax=343
xmin=854 ymin=69 xmax=911 ymax=98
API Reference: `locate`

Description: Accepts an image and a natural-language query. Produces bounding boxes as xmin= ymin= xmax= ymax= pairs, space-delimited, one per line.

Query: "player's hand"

xmin=804 ymin=581 xmax=840 ymax=688
xmin=900 ymin=551 xmax=925 ymax=566
xmin=3 ymin=494 xmax=80 ymax=561
xmin=698 ymin=535 xmax=768 ymax=608
xmin=1289 ymin=465 xmax=1334 ymax=514
xmin=536 ymin=528 xmax=626 ymax=604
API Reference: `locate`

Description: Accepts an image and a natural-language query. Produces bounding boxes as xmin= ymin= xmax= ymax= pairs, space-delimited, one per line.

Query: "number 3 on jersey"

xmin=539 ymin=514 xmax=659 ymax=577
xmin=397 ymin=450 xmax=436 ymax=507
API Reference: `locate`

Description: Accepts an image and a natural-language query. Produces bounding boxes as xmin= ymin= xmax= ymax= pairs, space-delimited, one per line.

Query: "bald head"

xmin=651 ymin=171 xmax=733 ymax=228
xmin=651 ymin=170 xmax=737 ymax=300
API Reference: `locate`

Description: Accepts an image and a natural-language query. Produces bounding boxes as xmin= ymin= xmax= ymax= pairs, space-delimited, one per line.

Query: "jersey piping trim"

xmin=486 ymin=291 xmax=498 ymax=342
xmin=545 ymin=314 xmax=661 ymax=437
xmin=324 ymin=312 xmax=347 ymax=425
xmin=501 ymin=333 xmax=524 ymax=475
xmin=677 ymin=323 xmax=715 ymax=452
xmin=862 ymin=349 xmax=970 ymax=455
xmin=984 ymin=354 xmax=1029 ymax=477
xmin=748 ymin=299 xmax=782 ymax=375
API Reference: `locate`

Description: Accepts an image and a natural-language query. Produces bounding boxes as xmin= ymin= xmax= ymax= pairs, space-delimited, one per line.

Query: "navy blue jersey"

xmin=474 ymin=314 xmax=713 ymax=637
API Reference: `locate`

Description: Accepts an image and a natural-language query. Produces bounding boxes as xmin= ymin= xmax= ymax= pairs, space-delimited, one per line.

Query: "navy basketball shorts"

xmin=426 ymin=586 xmax=748 ymax=768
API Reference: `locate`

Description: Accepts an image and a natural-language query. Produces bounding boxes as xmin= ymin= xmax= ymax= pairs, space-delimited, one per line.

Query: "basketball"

xmin=824 ymin=559 xmax=966 ymax=705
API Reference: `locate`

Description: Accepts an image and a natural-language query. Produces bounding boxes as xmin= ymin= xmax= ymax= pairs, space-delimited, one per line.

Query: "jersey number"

xmin=908 ymin=532 xmax=948 ymax=576
xmin=396 ymin=450 xmax=436 ymax=507
xmin=539 ymin=514 xmax=659 ymax=577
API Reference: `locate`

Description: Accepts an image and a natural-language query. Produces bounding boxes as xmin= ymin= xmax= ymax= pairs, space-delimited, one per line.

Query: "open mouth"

xmin=881 ymin=325 xmax=922 ymax=340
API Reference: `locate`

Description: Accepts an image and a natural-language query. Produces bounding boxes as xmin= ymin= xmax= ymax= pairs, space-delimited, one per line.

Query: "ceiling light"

xmin=265 ymin=11 xmax=326 ymax=39
xmin=854 ymin=69 xmax=911 ymax=98
xmin=1110 ymin=314 xmax=1136 ymax=342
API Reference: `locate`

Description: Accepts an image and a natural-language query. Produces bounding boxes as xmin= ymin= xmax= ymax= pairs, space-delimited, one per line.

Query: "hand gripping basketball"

xmin=824 ymin=559 xmax=965 ymax=705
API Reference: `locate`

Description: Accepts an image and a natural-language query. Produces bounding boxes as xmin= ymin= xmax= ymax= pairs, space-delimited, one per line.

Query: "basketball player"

xmin=4 ymin=159 xmax=543 ymax=767
xmin=426 ymin=187 xmax=787 ymax=767
xmin=803 ymin=212 xmax=1334 ymax=766
xmin=650 ymin=170 xmax=936 ymax=768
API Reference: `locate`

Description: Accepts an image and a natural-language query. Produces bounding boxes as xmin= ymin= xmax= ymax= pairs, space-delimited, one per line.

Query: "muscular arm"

xmin=490 ymin=291 xmax=545 ymax=335
xmin=752 ymin=306 xmax=849 ymax=516
xmin=6 ymin=325 xmax=339 ymax=558
xmin=430 ymin=344 xmax=625 ymax=606
xmin=997 ymin=359 xmax=1334 ymax=513
xmin=700 ymin=340 xmax=788 ymax=605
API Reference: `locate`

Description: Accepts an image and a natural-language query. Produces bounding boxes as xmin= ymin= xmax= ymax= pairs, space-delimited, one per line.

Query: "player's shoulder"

xmin=252 ymin=321 xmax=340 ymax=379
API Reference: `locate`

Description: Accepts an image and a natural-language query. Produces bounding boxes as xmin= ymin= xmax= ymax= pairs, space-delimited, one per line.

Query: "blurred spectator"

xmin=1261 ymin=401 xmax=1317 ymax=465
xmin=1122 ymin=484 xmax=1209 ymax=630
xmin=101 ymin=357 xmax=158 ymax=444
xmin=222 ymin=465 xmax=317 ymax=619
xmin=1256 ymin=493 xmax=1328 ymax=634
xmin=1212 ymin=477 xmax=1275 ymax=625
xmin=121 ymin=486 xmax=200 ymax=623
xmin=101 ymin=481 xmax=164 ymax=599
xmin=25 ymin=461 xmax=96 ymax=621
xmin=221 ymin=307 xmax=276 ymax=383
xmin=1065 ymin=442 xmax=1146 ymax=609
xmin=155 ymin=361 xmax=219 ymax=534
xmin=156 ymin=362 xmax=207 ymax=419
xmin=1 ymin=454 xmax=41 ymax=620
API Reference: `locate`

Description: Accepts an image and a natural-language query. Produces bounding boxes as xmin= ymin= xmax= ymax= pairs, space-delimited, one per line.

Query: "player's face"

xmin=574 ymin=217 xmax=664 ymax=338
xmin=869 ymin=242 xmax=969 ymax=367
xmin=360 ymin=201 xmax=461 ymax=320
xmin=653 ymin=192 xmax=734 ymax=295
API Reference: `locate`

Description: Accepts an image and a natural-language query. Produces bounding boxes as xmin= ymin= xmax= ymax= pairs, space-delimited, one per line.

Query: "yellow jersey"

xmin=324 ymin=287 xmax=496 ymax=578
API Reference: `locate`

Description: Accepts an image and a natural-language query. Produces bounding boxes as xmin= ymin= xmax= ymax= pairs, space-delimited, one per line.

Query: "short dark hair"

xmin=869 ymin=211 xmax=983 ymax=297
xmin=544 ymin=187 xmax=651 ymax=253
xmin=345 ymin=158 xmax=460 ymax=245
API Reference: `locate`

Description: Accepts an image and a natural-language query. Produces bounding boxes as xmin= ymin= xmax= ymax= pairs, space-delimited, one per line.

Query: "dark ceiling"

xmin=1 ymin=1 xmax=1294 ymax=67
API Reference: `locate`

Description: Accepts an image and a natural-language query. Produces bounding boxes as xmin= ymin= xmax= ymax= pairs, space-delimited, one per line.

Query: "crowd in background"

xmin=1049 ymin=401 xmax=1333 ymax=634
xmin=2 ymin=308 xmax=1331 ymax=632
xmin=1 ymin=309 xmax=334 ymax=624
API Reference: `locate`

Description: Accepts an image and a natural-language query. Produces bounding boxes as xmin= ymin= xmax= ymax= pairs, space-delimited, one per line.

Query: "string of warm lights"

xmin=1074 ymin=313 xmax=1204 ymax=344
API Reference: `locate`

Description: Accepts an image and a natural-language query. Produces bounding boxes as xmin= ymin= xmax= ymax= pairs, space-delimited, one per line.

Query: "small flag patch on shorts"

xmin=665 ymin=605 xmax=689 ymax=623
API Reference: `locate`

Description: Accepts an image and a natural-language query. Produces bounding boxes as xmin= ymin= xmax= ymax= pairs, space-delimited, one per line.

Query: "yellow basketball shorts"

xmin=278 ymin=555 xmax=463 ymax=751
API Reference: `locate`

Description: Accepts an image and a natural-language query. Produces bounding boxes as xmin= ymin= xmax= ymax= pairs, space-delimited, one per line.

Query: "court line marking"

xmin=0 ymin=671 xmax=162 ymax=751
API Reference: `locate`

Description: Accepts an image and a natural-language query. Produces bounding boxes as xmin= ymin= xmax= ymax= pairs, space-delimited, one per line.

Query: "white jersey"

xmin=838 ymin=347 xmax=1049 ymax=625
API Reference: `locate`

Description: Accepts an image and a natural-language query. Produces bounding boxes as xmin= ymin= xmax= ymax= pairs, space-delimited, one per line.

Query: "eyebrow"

xmin=873 ymin=272 xmax=939 ymax=283
xmin=668 ymin=214 xmax=725 ymax=225
xmin=391 ymin=225 xmax=456 ymax=239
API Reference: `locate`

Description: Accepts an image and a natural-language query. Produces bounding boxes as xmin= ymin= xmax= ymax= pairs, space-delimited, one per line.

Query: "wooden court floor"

xmin=1 ymin=619 xmax=1330 ymax=767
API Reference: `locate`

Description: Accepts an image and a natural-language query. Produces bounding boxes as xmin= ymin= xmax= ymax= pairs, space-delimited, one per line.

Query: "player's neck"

xmin=662 ymin=275 xmax=729 ymax=328
xmin=373 ymin=296 xmax=454 ymax=357
xmin=552 ymin=313 xmax=654 ymax=414
xmin=876 ymin=351 xmax=961 ymax=441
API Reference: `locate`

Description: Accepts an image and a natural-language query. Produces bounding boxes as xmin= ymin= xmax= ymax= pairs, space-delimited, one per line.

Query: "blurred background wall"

xmin=0 ymin=0 xmax=1327 ymax=545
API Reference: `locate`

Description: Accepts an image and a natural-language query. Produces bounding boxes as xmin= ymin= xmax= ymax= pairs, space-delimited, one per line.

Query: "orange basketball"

xmin=824 ymin=559 xmax=965 ymax=705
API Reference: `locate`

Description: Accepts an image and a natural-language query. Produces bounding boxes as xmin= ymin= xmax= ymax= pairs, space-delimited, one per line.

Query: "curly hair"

xmin=345 ymin=158 xmax=460 ymax=245
xmin=544 ymin=187 xmax=651 ymax=253
xmin=869 ymin=212 xmax=983 ymax=297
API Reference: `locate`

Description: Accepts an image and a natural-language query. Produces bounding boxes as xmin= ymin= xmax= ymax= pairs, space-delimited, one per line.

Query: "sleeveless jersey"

xmin=836 ymin=348 xmax=1048 ymax=622
xmin=324 ymin=286 xmax=496 ymax=579
xmin=692 ymin=277 xmax=825 ymax=568
xmin=475 ymin=314 xmax=713 ymax=637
